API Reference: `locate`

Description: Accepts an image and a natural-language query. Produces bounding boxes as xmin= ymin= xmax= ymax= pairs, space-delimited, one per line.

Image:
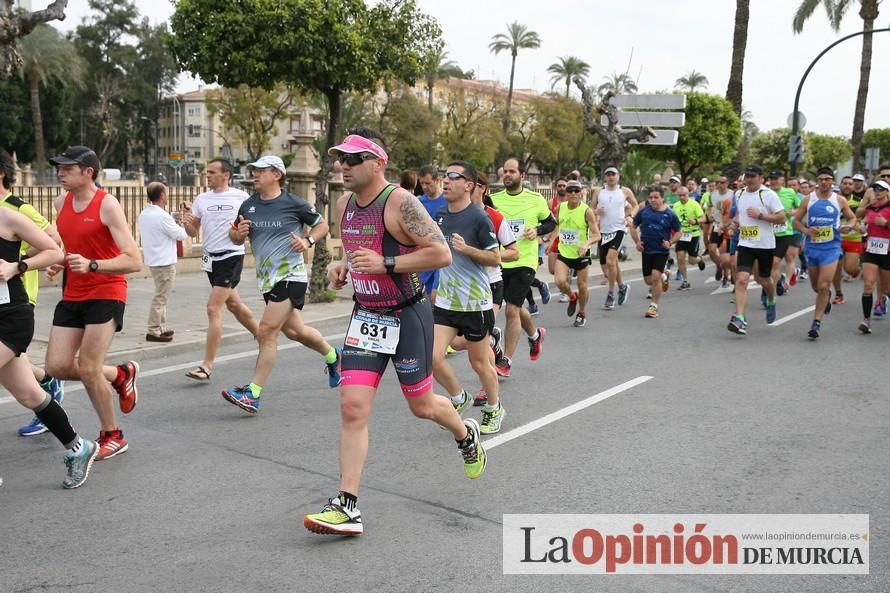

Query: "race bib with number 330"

xmin=345 ymin=308 xmax=401 ymax=354
xmin=740 ymin=225 xmax=761 ymax=241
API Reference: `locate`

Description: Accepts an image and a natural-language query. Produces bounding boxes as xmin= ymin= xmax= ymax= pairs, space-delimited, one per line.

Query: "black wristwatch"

xmin=384 ymin=256 xmax=396 ymax=275
xmin=306 ymin=236 xmax=316 ymax=247
xmin=17 ymin=260 xmax=28 ymax=275
xmin=89 ymin=260 xmax=99 ymax=273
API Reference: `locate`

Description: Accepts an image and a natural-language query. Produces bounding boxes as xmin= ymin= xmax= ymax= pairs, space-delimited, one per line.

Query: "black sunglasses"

xmin=566 ymin=188 xmax=582 ymax=193
xmin=337 ymin=153 xmax=377 ymax=167
xmin=445 ymin=171 xmax=469 ymax=181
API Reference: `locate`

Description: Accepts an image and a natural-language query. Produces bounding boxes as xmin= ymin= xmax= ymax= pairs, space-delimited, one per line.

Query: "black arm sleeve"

xmin=536 ymin=213 xmax=557 ymax=236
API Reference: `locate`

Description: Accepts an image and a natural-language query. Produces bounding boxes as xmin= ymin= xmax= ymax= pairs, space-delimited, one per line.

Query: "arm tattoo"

xmin=400 ymin=196 xmax=446 ymax=243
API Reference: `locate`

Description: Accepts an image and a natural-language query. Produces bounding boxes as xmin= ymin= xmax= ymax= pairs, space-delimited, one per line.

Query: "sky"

xmin=51 ymin=0 xmax=890 ymax=138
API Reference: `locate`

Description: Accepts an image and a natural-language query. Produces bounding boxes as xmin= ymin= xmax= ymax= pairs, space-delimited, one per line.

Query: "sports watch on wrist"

xmin=89 ymin=260 xmax=99 ymax=273
xmin=384 ymin=256 xmax=396 ymax=275
xmin=17 ymin=260 xmax=28 ymax=275
xmin=306 ymin=236 xmax=316 ymax=247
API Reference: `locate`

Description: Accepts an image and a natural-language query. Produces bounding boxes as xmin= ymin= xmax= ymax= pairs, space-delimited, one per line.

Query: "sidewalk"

xmin=27 ymin=256 xmax=644 ymax=365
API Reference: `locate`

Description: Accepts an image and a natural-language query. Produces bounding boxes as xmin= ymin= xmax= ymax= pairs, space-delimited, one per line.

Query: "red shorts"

xmin=841 ymin=239 xmax=864 ymax=254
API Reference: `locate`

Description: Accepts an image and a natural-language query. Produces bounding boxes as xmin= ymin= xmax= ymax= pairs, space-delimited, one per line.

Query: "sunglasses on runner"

xmin=566 ymin=188 xmax=582 ymax=193
xmin=337 ymin=153 xmax=378 ymax=167
xmin=444 ymin=171 xmax=469 ymax=181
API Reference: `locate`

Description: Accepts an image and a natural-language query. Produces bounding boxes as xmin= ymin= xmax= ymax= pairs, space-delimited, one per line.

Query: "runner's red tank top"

xmin=56 ymin=189 xmax=128 ymax=302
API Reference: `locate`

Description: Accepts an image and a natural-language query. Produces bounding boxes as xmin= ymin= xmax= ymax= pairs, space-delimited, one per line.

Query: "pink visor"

xmin=328 ymin=134 xmax=388 ymax=162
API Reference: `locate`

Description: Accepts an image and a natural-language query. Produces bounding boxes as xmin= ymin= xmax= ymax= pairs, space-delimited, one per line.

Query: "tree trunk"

xmin=851 ymin=5 xmax=877 ymax=172
xmin=565 ymin=78 xmax=570 ymax=98
xmin=725 ymin=0 xmax=749 ymax=116
xmin=308 ymin=87 xmax=340 ymax=303
xmin=427 ymin=79 xmax=434 ymax=162
xmin=28 ymin=69 xmax=46 ymax=180
xmin=503 ymin=52 xmax=516 ymax=134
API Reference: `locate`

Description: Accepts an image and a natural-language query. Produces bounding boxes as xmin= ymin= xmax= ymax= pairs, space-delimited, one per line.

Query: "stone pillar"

xmin=286 ymin=102 xmax=320 ymax=201
xmin=21 ymin=163 xmax=33 ymax=187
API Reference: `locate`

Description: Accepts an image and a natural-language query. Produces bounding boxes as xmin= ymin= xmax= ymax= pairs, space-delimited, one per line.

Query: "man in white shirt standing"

xmin=138 ymin=181 xmax=189 ymax=342
xmin=181 ymin=159 xmax=258 ymax=380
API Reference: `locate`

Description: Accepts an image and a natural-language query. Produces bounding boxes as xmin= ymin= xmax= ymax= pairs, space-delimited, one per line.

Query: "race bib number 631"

xmin=345 ymin=308 xmax=401 ymax=354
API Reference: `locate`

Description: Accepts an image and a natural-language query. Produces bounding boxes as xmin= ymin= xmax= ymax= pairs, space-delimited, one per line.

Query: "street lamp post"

xmin=791 ymin=27 xmax=890 ymax=176
xmin=139 ymin=116 xmax=159 ymax=181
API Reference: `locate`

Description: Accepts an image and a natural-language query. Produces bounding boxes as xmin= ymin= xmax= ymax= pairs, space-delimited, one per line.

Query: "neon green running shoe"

xmin=459 ymin=418 xmax=486 ymax=479
xmin=479 ymin=403 xmax=506 ymax=435
xmin=453 ymin=389 xmax=473 ymax=415
xmin=303 ymin=496 xmax=363 ymax=535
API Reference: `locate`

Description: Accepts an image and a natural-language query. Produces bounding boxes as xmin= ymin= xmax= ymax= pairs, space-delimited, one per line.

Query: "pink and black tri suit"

xmin=339 ymin=185 xmax=434 ymax=396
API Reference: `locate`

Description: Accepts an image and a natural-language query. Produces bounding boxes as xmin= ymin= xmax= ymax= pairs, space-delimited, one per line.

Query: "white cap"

xmin=669 ymin=175 xmax=681 ymax=183
xmin=701 ymin=177 xmax=709 ymax=183
xmin=604 ymin=166 xmax=619 ymax=175
xmin=872 ymin=180 xmax=890 ymax=191
xmin=852 ymin=173 xmax=866 ymax=182
xmin=247 ymin=155 xmax=286 ymax=175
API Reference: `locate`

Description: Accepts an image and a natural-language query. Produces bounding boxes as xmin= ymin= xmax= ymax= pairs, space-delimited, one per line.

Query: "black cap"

xmin=744 ymin=164 xmax=764 ymax=176
xmin=816 ymin=166 xmax=835 ymax=178
xmin=49 ymin=146 xmax=101 ymax=172
xmin=768 ymin=170 xmax=783 ymax=179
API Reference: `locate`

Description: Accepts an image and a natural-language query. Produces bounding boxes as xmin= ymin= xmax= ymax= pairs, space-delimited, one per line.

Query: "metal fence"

xmin=15 ymin=186 xmax=207 ymax=246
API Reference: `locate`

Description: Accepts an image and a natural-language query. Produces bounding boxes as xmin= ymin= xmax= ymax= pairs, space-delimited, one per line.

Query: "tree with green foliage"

xmin=597 ymin=72 xmax=637 ymax=97
xmin=863 ymin=128 xmax=890 ymax=169
xmin=807 ymin=133 xmax=852 ymax=169
xmin=749 ymin=128 xmax=852 ymax=175
xmin=511 ymin=95 xmax=594 ymax=177
xmin=793 ymin=0 xmax=881 ymax=172
xmin=547 ymin=56 xmax=589 ymax=98
xmin=637 ymin=93 xmax=741 ymax=180
xmin=435 ymin=84 xmax=505 ymax=172
xmin=71 ymin=1 xmax=177 ymax=169
xmin=489 ymin=21 xmax=541 ymax=134
xmin=377 ymin=89 xmax=441 ymax=169
xmin=169 ymin=0 xmax=441 ymax=300
xmin=749 ymin=128 xmax=793 ymax=174
xmin=17 ymin=23 xmax=84 ymax=174
xmin=674 ymin=69 xmax=709 ymax=92
xmin=206 ymin=84 xmax=298 ymax=161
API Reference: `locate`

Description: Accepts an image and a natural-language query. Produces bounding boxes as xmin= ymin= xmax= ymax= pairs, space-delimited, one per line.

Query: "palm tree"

xmin=547 ymin=55 xmax=590 ymax=97
xmin=17 ymin=23 xmax=85 ymax=174
xmin=597 ymin=72 xmax=638 ymax=96
xmin=675 ymin=69 xmax=710 ymax=92
xmin=726 ymin=0 xmax=750 ymax=115
xmin=489 ymin=21 xmax=541 ymax=133
xmin=424 ymin=48 xmax=464 ymax=112
xmin=793 ymin=0 xmax=880 ymax=171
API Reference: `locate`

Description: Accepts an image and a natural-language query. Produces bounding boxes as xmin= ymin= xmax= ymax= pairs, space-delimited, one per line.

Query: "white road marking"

xmin=768 ymin=305 xmax=816 ymax=327
xmin=484 ymin=376 xmax=653 ymax=450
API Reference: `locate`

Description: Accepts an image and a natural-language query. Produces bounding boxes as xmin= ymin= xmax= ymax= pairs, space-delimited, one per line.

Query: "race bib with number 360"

xmin=867 ymin=236 xmax=889 ymax=255
xmin=345 ymin=308 xmax=401 ymax=354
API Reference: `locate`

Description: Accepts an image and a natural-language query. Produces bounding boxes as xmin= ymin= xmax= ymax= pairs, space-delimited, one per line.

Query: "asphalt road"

xmin=1 ymin=263 xmax=886 ymax=593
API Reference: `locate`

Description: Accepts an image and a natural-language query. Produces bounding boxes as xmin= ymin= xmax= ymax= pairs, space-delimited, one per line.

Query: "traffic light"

xmin=788 ymin=135 xmax=805 ymax=164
